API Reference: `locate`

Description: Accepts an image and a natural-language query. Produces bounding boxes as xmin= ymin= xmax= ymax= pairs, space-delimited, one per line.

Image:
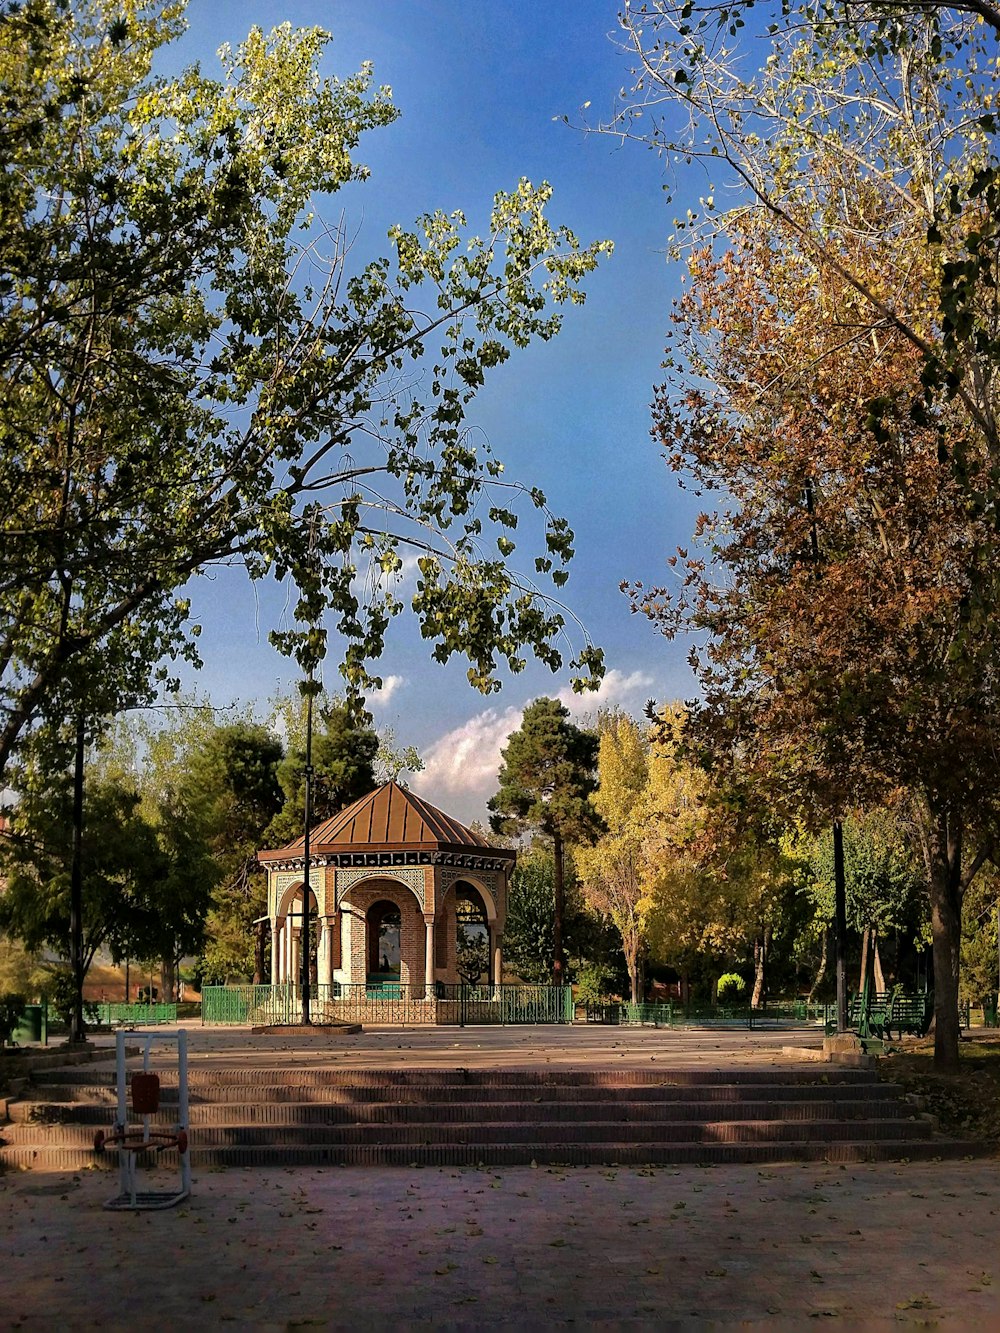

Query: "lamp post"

xmin=300 ymin=680 xmax=314 ymax=1025
xmin=69 ymin=715 xmax=86 ymax=1044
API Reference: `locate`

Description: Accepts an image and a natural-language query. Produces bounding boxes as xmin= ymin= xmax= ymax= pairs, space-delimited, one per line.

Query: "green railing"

xmin=202 ymin=982 xmax=574 ymax=1027
xmin=95 ymin=1003 xmax=178 ymax=1025
xmin=584 ymin=998 xmax=843 ymax=1028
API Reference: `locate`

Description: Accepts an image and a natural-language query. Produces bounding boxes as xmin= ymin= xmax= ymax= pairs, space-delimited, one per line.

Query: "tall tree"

xmin=0 ymin=756 xmax=168 ymax=992
xmin=631 ymin=174 xmax=1000 ymax=1066
xmin=0 ymin=0 xmax=609 ymax=780
xmin=488 ymin=697 xmax=601 ymax=987
xmin=186 ymin=720 xmax=284 ymax=983
xmin=264 ymin=699 xmax=378 ymax=847
xmin=602 ymin=0 xmax=1000 ymax=1067
xmin=575 ymin=712 xmax=649 ymax=1002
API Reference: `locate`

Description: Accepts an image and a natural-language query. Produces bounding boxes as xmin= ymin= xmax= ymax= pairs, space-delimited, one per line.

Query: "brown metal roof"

xmin=259 ymin=780 xmax=513 ymax=860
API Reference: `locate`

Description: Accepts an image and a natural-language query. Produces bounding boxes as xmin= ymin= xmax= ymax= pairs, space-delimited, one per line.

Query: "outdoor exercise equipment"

xmin=93 ymin=1028 xmax=191 ymax=1211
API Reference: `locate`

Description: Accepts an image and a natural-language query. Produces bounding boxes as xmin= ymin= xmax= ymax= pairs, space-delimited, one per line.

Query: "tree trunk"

xmin=751 ymin=926 xmax=770 ymax=1009
xmin=873 ymin=938 xmax=886 ymax=994
xmin=808 ymin=927 xmax=828 ymax=1002
xmin=917 ymin=798 xmax=964 ymax=1072
xmin=552 ymin=830 xmax=566 ymax=989
xmin=858 ymin=926 xmax=870 ymax=994
xmin=160 ymin=957 xmax=175 ymax=1003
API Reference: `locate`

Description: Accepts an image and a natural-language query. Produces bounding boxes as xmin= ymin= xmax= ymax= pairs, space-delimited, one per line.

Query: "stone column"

xmin=291 ymin=931 xmax=300 ymax=988
xmin=493 ymin=933 xmax=503 ymax=987
xmin=424 ymin=915 xmax=436 ymax=997
xmin=271 ymin=919 xmax=282 ymax=985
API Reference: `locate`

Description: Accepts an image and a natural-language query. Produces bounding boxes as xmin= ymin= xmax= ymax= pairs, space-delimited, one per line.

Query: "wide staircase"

xmin=0 ymin=1064 xmax=976 ymax=1170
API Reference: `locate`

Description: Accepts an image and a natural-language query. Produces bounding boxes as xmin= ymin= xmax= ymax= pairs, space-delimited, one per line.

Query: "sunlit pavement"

xmin=4 ymin=1026 xmax=998 ymax=1327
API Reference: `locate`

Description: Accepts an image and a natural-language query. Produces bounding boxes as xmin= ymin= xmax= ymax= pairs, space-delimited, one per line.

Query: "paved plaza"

xmin=2 ymin=1025 xmax=998 ymax=1328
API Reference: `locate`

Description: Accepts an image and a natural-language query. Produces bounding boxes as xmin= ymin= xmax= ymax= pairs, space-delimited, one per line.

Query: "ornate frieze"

xmin=335 ymin=866 xmax=426 ymax=910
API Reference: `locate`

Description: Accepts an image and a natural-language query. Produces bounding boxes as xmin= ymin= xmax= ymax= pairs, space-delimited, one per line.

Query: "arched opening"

xmin=455 ymin=884 xmax=490 ymax=984
xmin=277 ymin=886 xmax=319 ymax=986
xmin=367 ymin=900 xmax=401 ymax=981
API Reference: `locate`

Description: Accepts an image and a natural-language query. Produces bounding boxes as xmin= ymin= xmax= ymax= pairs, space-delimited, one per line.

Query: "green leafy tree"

xmin=193 ymin=721 xmax=285 ymax=983
xmin=503 ymin=847 xmax=558 ymax=984
xmin=489 ymin=698 xmax=602 ymax=986
xmin=0 ymin=759 xmax=168 ymax=997
xmin=807 ymin=809 xmax=928 ymax=992
xmin=0 ymin=0 xmax=609 ymax=780
xmin=265 ymin=700 xmax=378 ymax=848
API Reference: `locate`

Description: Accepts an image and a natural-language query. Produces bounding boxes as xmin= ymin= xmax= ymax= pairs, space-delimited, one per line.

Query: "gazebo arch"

xmin=258 ymin=781 xmax=515 ymax=997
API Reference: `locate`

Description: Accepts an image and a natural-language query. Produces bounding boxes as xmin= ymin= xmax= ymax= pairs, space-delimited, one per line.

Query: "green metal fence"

xmin=95 ymin=1003 xmax=178 ymax=1025
xmin=584 ymin=999 xmax=842 ymax=1028
xmin=202 ymin=983 xmax=574 ymax=1027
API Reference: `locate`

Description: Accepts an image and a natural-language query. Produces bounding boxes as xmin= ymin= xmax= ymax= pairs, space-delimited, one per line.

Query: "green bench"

xmin=884 ymin=992 xmax=933 ymax=1040
xmin=827 ymin=991 xmax=934 ymax=1042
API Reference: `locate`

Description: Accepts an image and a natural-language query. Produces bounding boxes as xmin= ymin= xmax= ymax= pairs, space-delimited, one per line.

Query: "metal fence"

xmin=95 ymin=1003 xmax=178 ymax=1026
xmin=584 ymin=999 xmax=839 ymax=1028
xmin=201 ymin=983 xmax=574 ymax=1027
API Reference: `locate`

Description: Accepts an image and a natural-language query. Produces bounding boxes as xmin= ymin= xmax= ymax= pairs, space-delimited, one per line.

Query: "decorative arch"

xmin=276 ymin=879 xmax=319 ymax=920
xmin=436 ymin=872 xmax=498 ymax=923
xmin=335 ymin=866 xmax=425 ymax=911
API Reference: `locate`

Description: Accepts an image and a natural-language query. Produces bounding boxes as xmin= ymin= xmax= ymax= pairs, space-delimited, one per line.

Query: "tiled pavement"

xmin=2 ymin=1025 xmax=998 ymax=1327
xmin=2 ymin=1159 xmax=999 ymax=1328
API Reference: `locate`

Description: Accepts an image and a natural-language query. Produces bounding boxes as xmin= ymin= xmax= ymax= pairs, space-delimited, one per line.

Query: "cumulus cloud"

xmin=367 ymin=674 xmax=406 ymax=708
xmin=410 ymin=704 xmax=524 ymax=824
xmin=557 ymin=667 xmax=655 ymax=719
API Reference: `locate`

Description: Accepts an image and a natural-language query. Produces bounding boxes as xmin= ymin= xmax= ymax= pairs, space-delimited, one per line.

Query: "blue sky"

xmin=168 ymin=2 xmax=703 ymax=820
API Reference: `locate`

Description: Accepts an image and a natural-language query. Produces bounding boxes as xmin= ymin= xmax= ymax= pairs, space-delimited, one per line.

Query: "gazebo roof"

xmin=258 ymin=780 xmax=514 ymax=863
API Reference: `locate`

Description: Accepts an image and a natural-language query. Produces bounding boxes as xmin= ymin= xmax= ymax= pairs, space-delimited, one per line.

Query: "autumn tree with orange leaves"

xmin=632 ymin=195 xmax=1000 ymax=1068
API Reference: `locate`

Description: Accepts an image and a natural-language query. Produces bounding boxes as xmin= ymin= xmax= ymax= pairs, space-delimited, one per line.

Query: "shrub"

xmin=575 ymin=962 xmax=615 ymax=1007
xmin=717 ymin=973 xmax=747 ymax=1004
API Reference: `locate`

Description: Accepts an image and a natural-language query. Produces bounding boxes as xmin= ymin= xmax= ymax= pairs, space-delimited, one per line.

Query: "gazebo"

xmin=257 ymin=780 xmax=514 ymax=997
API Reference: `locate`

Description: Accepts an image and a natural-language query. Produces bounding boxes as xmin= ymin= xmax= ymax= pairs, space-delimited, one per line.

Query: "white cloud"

xmin=368 ymin=674 xmax=406 ymax=708
xmin=557 ymin=667 xmax=655 ymax=719
xmin=410 ymin=669 xmax=660 ymax=825
xmin=410 ymin=704 xmax=524 ymax=824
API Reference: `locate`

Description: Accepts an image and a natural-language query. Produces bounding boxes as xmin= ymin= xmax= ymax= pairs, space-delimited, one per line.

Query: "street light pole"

xmin=69 ymin=715 xmax=86 ymax=1044
xmin=300 ymin=682 xmax=314 ymax=1025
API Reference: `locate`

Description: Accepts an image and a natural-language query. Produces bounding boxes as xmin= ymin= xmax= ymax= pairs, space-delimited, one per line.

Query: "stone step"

xmin=26 ymin=1065 xmax=880 ymax=1089
xmin=8 ymin=1096 xmax=919 ymax=1126
xmin=24 ymin=1077 xmax=903 ymax=1105
xmin=0 ymin=1115 xmax=935 ymax=1149
xmin=0 ymin=1137 xmax=975 ymax=1172
xmin=3 ymin=1063 xmax=972 ymax=1173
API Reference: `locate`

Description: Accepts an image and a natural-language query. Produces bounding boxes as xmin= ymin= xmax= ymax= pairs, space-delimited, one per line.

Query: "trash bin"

xmin=12 ymin=1002 xmax=47 ymax=1045
xmin=983 ymin=994 xmax=998 ymax=1028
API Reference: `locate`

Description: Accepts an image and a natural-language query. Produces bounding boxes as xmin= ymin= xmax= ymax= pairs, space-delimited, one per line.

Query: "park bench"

xmin=884 ymin=991 xmax=934 ymax=1039
xmin=826 ymin=991 xmax=937 ymax=1042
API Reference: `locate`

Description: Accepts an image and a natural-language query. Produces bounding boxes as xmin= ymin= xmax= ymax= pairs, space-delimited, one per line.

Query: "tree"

xmin=807 ymin=810 xmax=928 ymax=992
xmin=193 ymin=721 xmax=285 ymax=983
xmin=489 ymin=698 xmax=602 ymax=986
xmin=0 ymin=0 xmax=610 ymax=780
xmin=575 ymin=712 xmax=649 ymax=1002
xmin=0 ymin=759 xmax=168 ymax=995
xmin=264 ymin=699 xmax=378 ymax=847
xmin=605 ymin=0 xmax=1000 ymax=1068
